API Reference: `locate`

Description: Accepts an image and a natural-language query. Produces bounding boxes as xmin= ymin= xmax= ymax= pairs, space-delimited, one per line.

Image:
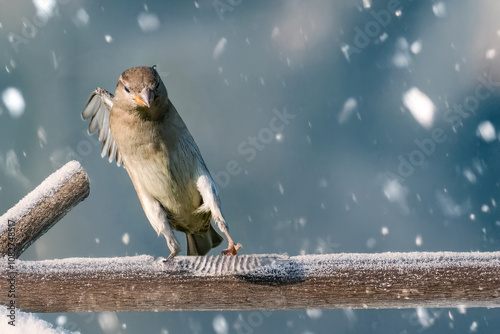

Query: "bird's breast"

xmin=111 ymin=112 xmax=202 ymax=222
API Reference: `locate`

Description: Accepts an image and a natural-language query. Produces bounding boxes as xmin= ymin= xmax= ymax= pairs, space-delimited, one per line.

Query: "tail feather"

xmin=186 ymin=225 xmax=223 ymax=256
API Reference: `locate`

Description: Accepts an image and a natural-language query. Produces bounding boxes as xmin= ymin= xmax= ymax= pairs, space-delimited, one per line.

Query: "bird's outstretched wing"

xmin=82 ymin=88 xmax=123 ymax=166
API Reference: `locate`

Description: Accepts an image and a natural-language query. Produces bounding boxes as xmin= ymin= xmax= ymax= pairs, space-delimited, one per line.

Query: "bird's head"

xmin=115 ymin=66 xmax=168 ymax=114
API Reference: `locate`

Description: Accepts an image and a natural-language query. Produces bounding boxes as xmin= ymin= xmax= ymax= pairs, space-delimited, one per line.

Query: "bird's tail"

xmin=186 ymin=225 xmax=223 ymax=256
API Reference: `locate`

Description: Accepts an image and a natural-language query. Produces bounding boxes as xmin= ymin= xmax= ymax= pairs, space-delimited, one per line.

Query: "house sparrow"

xmin=82 ymin=66 xmax=241 ymax=259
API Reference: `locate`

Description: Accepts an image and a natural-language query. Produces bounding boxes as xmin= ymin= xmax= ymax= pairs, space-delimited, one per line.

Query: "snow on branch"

xmin=0 ymin=307 xmax=79 ymax=334
xmin=0 ymin=161 xmax=90 ymax=258
xmin=0 ymin=252 xmax=499 ymax=312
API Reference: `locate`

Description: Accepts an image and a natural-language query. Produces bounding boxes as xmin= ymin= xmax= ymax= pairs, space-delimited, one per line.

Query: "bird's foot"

xmin=162 ymin=253 xmax=177 ymax=263
xmin=221 ymin=243 xmax=242 ymax=255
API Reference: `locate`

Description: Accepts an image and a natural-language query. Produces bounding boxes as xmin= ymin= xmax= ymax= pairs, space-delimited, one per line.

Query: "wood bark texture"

xmin=1 ymin=252 xmax=499 ymax=312
xmin=0 ymin=161 xmax=89 ymax=258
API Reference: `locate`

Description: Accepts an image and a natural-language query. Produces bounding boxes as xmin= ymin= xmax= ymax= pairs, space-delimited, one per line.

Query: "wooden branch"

xmin=1 ymin=252 xmax=499 ymax=312
xmin=0 ymin=161 xmax=89 ymax=258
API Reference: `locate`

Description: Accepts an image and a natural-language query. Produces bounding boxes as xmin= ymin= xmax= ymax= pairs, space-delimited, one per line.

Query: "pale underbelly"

xmin=124 ymin=154 xmax=209 ymax=233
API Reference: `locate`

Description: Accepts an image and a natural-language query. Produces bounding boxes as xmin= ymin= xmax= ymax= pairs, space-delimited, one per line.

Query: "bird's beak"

xmin=133 ymin=89 xmax=152 ymax=108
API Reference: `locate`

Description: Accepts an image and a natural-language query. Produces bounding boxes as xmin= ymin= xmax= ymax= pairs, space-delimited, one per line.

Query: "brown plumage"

xmin=82 ymin=66 xmax=241 ymax=258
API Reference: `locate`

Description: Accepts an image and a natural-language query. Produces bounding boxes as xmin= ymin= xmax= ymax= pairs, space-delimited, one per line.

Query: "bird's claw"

xmin=163 ymin=254 xmax=177 ymax=263
xmin=221 ymin=243 xmax=242 ymax=255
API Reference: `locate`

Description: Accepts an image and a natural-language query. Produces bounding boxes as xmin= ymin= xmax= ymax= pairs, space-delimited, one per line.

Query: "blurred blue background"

xmin=1 ymin=0 xmax=500 ymax=333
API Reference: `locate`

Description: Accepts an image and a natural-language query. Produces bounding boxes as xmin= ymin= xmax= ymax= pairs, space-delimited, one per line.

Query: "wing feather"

xmin=82 ymin=88 xmax=123 ymax=167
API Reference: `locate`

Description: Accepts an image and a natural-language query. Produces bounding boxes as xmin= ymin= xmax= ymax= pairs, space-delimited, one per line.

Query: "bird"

xmin=82 ymin=66 xmax=241 ymax=260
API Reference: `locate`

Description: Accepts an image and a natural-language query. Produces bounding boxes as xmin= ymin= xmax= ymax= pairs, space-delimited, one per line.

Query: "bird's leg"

xmin=137 ymin=193 xmax=181 ymax=261
xmin=161 ymin=226 xmax=181 ymax=262
xmin=221 ymin=230 xmax=242 ymax=255
xmin=195 ymin=174 xmax=242 ymax=255
xmin=213 ymin=217 xmax=242 ymax=255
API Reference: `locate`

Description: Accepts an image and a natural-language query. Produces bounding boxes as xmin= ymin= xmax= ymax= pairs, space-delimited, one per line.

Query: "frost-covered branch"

xmin=0 ymin=252 xmax=499 ymax=312
xmin=0 ymin=161 xmax=90 ymax=258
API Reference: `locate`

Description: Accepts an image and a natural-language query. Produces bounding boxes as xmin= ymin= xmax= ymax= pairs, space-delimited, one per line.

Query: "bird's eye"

xmin=124 ymin=86 xmax=131 ymax=93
